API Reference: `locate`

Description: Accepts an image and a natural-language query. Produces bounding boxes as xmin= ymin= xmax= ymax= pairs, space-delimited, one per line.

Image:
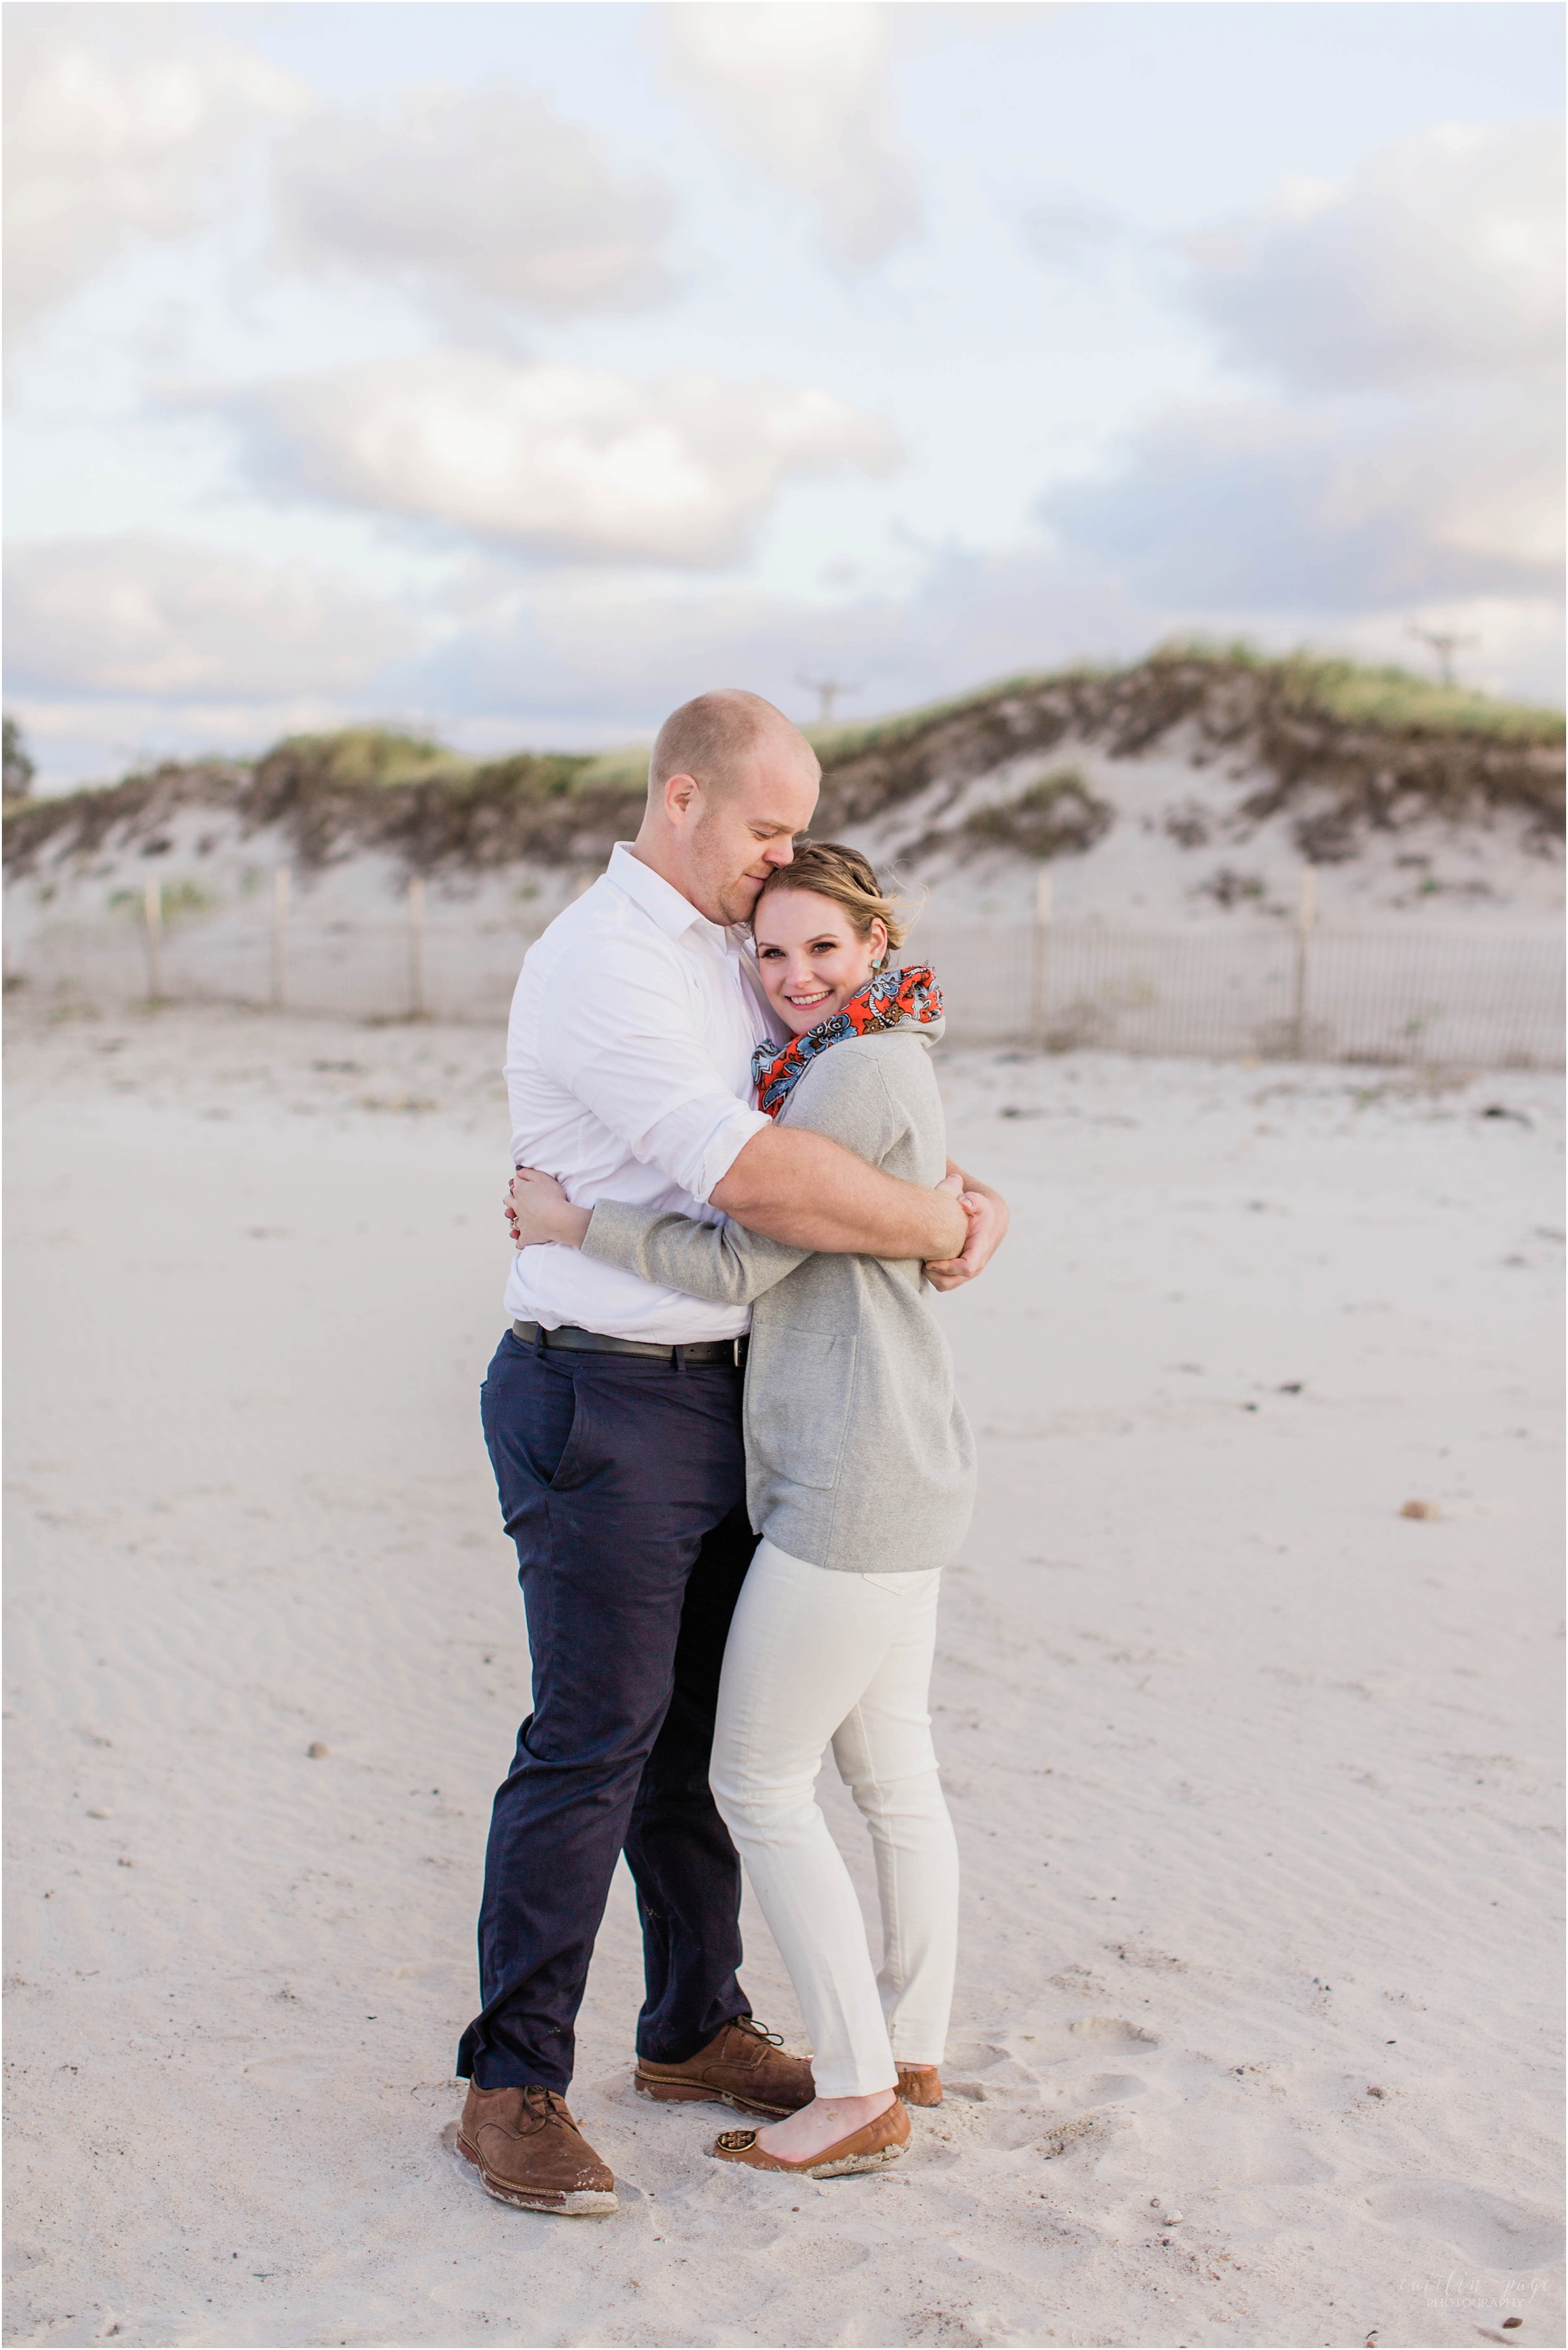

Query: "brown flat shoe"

xmin=457 ymin=2083 xmax=618 ymax=2216
xmin=709 ymin=2095 xmax=910 ymax=2179
xmin=635 ymin=2016 xmax=814 ymax=2118
xmin=897 ymin=2064 xmax=943 ymax=2107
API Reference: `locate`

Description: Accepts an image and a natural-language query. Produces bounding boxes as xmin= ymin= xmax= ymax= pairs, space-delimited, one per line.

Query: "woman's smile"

xmin=753 ymin=886 xmax=889 ymax=1036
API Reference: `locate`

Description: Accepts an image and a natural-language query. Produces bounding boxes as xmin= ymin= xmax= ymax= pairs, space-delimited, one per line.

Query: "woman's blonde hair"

xmin=753 ymin=840 xmax=906 ymax=964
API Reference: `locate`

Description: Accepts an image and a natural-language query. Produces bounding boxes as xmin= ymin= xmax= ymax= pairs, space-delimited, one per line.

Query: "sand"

xmin=4 ymin=999 xmax=1562 ymax=2350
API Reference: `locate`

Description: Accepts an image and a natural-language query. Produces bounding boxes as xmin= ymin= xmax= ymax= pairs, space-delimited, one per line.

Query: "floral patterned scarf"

xmin=751 ymin=963 xmax=943 ymax=1120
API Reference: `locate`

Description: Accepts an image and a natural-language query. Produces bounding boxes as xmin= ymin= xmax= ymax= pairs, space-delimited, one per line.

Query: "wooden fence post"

xmin=1031 ymin=866 xmax=1052 ymax=1050
xmin=408 ymin=875 xmax=426 ymax=1018
xmin=142 ymin=875 xmax=164 ymax=1001
xmin=271 ymin=866 xmax=290 ymax=1009
xmin=1291 ymin=864 xmax=1316 ymax=1060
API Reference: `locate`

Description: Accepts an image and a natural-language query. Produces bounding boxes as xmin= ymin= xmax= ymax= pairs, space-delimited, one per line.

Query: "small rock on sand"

xmin=1400 ymin=1499 xmax=1440 ymax=1520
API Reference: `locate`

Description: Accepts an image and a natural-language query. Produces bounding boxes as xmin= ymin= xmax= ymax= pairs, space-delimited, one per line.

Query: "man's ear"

xmin=662 ymin=771 xmax=700 ymax=826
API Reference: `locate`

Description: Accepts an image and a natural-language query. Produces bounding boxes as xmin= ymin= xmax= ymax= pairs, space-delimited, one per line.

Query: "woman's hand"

xmin=505 ymin=1166 xmax=592 ymax=1252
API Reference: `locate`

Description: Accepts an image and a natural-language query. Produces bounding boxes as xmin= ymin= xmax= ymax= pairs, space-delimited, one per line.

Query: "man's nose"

xmin=765 ymin=837 xmax=796 ymax=867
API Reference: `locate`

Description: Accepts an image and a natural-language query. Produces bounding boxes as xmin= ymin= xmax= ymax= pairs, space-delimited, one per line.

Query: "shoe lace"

xmin=734 ymin=2015 xmax=785 ymax=2048
xmin=522 ymin=2085 xmax=572 ymax=2124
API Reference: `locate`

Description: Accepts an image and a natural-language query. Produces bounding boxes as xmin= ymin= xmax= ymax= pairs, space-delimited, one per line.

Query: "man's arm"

xmin=710 ymin=1125 xmax=969 ymax=1260
xmin=529 ymin=932 xmax=773 ymax=1207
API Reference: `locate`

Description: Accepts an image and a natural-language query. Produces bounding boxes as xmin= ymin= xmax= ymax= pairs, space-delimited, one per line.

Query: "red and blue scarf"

xmin=751 ymin=963 xmax=943 ymax=1120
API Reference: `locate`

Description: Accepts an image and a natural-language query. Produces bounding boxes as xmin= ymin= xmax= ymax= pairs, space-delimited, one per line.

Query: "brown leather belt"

xmin=512 ymin=1320 xmax=747 ymax=1368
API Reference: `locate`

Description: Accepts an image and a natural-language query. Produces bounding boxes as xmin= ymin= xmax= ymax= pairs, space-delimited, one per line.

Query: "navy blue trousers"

xmin=457 ymin=1329 xmax=759 ymax=2092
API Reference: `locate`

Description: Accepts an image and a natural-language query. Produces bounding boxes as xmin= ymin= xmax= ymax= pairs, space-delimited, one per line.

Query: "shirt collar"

xmin=607 ymin=843 xmax=737 ymax=954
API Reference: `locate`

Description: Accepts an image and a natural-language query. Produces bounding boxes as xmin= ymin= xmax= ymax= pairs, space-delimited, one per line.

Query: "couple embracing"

xmin=456 ymin=689 xmax=1009 ymax=2216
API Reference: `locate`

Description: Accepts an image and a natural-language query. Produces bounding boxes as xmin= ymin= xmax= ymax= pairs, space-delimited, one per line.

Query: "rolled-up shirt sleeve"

xmin=533 ymin=931 xmax=768 ymax=1204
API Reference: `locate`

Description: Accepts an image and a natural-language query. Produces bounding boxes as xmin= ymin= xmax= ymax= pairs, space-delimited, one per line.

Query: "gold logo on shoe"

xmin=715 ymin=2130 xmax=758 ymax=2151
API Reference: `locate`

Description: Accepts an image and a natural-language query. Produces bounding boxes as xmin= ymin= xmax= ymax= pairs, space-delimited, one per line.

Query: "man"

xmin=457 ymin=689 xmax=1008 ymax=2216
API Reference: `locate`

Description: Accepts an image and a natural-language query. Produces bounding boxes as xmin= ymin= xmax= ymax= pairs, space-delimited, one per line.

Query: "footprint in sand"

xmin=1370 ymin=2178 xmax=1564 ymax=2272
xmin=943 ymin=2041 xmax=1042 ymax=2098
xmin=239 ymin=2050 xmax=339 ymax=2085
xmin=1070 ymin=2071 xmax=1148 ymax=2103
xmin=945 ymin=2040 xmax=1013 ymax=2069
xmin=1038 ymin=2109 xmax=1125 ymax=2160
xmin=1069 ymin=2016 xmax=1160 ymax=2045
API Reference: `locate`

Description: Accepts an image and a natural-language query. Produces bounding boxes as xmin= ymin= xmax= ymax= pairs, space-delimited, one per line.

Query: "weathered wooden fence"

xmin=8 ymin=871 xmax=1563 ymax=1069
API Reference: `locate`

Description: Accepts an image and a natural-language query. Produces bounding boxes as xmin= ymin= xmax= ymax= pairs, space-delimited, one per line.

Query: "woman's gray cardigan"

xmin=580 ymin=1013 xmax=976 ymax=1574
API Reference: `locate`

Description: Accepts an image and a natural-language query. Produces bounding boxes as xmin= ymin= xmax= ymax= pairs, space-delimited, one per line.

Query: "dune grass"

xmin=564 ymin=647 xmax=1562 ymax=794
xmin=5 ymin=647 xmax=1559 ymax=881
xmin=811 ymin=644 xmax=1562 ymax=764
xmin=258 ymin=728 xmax=475 ymax=791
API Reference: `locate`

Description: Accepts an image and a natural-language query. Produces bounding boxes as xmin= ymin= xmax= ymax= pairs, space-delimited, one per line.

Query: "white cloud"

xmin=660 ymin=2 xmax=919 ymax=269
xmin=1046 ymin=119 xmax=1564 ymax=644
xmin=5 ymin=537 xmax=417 ymax=697
xmin=272 ymin=83 xmax=674 ymax=317
xmin=410 ymin=538 xmax=1150 ymax=733
xmin=245 ymin=353 xmax=902 ymax=566
xmin=1023 ymin=194 xmax=1127 ymax=276
xmin=1187 ymin=118 xmax=1564 ymax=392
xmin=3 ymin=7 xmax=303 ymax=333
xmin=1047 ymin=385 xmax=1561 ymax=612
xmin=657 ymin=1 xmax=1049 ymax=270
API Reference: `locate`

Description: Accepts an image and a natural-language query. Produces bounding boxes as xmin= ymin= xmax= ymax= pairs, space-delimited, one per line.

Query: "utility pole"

xmin=1407 ymin=626 xmax=1478 ymax=691
xmin=797 ymin=673 xmax=859 ymax=726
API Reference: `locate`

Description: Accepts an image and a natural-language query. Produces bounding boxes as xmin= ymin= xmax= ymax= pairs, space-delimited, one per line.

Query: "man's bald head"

xmin=635 ymin=687 xmax=821 ymax=927
xmin=649 ymin=689 xmax=818 ymax=802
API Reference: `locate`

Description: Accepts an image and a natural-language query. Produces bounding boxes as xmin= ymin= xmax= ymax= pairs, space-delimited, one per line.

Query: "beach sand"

xmin=4 ymin=1000 xmax=1562 ymax=2349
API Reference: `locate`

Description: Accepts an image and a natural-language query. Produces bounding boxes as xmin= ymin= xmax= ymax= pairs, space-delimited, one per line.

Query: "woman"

xmin=507 ymin=842 xmax=978 ymax=2181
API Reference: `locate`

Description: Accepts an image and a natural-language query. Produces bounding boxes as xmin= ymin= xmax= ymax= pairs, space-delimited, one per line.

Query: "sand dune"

xmin=4 ymin=1001 xmax=1562 ymax=2349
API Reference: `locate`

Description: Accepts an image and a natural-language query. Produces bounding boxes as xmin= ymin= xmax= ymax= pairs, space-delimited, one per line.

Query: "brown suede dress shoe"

xmin=635 ymin=2016 xmax=814 ymax=2118
xmin=457 ymin=2083 xmax=618 ymax=2216
xmin=709 ymin=2095 xmax=910 ymax=2178
xmin=896 ymin=2064 xmax=943 ymax=2107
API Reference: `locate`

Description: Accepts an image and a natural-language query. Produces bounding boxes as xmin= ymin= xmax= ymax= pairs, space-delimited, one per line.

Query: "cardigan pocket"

xmin=750 ymin=1326 xmax=857 ymax=1491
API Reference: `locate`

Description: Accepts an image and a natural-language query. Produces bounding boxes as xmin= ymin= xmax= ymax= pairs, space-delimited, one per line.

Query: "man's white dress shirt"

xmin=503 ymin=843 xmax=778 ymax=1343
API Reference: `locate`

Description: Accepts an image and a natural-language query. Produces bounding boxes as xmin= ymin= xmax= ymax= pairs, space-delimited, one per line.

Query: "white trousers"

xmin=710 ymin=1539 xmax=960 ymax=2097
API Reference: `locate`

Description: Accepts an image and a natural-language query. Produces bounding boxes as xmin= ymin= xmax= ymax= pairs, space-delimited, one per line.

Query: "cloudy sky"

xmin=4 ymin=0 xmax=1562 ymax=787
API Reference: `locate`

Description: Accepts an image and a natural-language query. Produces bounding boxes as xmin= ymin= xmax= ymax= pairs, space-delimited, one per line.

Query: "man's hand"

xmin=924 ymin=1163 xmax=1010 ymax=1291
